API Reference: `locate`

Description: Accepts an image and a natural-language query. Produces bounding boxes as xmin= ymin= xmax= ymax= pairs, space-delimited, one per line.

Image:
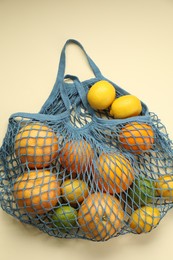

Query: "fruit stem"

xmin=102 ymin=214 xmax=107 ymax=222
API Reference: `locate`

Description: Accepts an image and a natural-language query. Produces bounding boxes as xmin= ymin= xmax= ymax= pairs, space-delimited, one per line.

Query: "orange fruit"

xmin=78 ymin=192 xmax=124 ymax=241
xmin=95 ymin=153 xmax=134 ymax=194
xmin=15 ymin=123 xmax=58 ymax=169
xmin=59 ymin=140 xmax=94 ymax=175
xmin=61 ymin=179 xmax=89 ymax=205
xmin=119 ymin=122 xmax=154 ymax=154
xmin=13 ymin=170 xmax=61 ymax=215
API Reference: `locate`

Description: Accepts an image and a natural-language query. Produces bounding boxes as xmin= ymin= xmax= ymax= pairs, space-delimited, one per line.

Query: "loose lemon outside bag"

xmin=87 ymin=80 xmax=116 ymax=110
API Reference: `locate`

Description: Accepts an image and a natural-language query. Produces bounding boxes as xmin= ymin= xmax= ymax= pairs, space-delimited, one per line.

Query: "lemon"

xmin=87 ymin=80 xmax=116 ymax=110
xmin=155 ymin=175 xmax=173 ymax=201
xmin=110 ymin=95 xmax=142 ymax=119
xmin=129 ymin=206 xmax=161 ymax=233
xmin=61 ymin=179 xmax=89 ymax=205
xmin=128 ymin=176 xmax=156 ymax=207
xmin=52 ymin=206 xmax=78 ymax=230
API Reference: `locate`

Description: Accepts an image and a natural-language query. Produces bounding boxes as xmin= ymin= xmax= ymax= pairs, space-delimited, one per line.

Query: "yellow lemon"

xmin=110 ymin=95 xmax=142 ymax=119
xmin=87 ymin=80 xmax=116 ymax=110
xmin=129 ymin=206 xmax=161 ymax=233
xmin=155 ymin=175 xmax=173 ymax=201
xmin=61 ymin=179 xmax=89 ymax=205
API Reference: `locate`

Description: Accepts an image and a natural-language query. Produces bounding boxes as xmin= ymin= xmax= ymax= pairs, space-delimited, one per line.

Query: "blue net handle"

xmin=57 ymin=39 xmax=103 ymax=81
xmin=62 ymin=74 xmax=95 ymax=115
xmin=40 ymin=39 xmax=103 ymax=113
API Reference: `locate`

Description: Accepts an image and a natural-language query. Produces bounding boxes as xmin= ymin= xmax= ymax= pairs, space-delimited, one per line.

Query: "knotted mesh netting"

xmin=0 ymin=39 xmax=173 ymax=241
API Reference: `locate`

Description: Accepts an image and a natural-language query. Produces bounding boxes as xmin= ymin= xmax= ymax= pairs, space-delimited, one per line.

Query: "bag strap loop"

xmin=40 ymin=39 xmax=102 ymax=114
xmin=56 ymin=39 xmax=102 ymax=82
xmin=63 ymin=74 xmax=94 ymax=115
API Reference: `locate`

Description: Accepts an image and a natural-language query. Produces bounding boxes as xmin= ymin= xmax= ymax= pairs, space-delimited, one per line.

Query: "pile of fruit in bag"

xmin=0 ymin=43 xmax=173 ymax=241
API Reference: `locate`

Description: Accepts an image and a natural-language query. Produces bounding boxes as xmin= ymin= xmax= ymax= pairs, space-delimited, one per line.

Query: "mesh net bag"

xmin=0 ymin=39 xmax=173 ymax=241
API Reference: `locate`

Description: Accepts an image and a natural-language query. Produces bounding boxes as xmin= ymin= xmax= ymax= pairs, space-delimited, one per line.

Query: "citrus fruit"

xmin=87 ymin=80 xmax=116 ymax=110
xmin=119 ymin=122 xmax=154 ymax=154
xmin=128 ymin=176 xmax=156 ymax=207
xmin=110 ymin=95 xmax=142 ymax=119
xmin=13 ymin=170 xmax=61 ymax=215
xmin=155 ymin=175 xmax=173 ymax=201
xmin=129 ymin=206 xmax=161 ymax=233
xmin=94 ymin=153 xmax=134 ymax=194
xmin=61 ymin=179 xmax=89 ymax=205
xmin=15 ymin=123 xmax=58 ymax=169
xmin=52 ymin=206 xmax=78 ymax=230
xmin=78 ymin=193 xmax=124 ymax=241
xmin=59 ymin=140 xmax=94 ymax=175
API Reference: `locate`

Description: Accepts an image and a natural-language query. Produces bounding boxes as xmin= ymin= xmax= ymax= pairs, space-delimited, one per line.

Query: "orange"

xmin=15 ymin=123 xmax=58 ymax=169
xmin=61 ymin=179 xmax=89 ymax=205
xmin=94 ymin=153 xmax=134 ymax=194
xmin=78 ymin=193 xmax=124 ymax=241
xmin=119 ymin=122 xmax=154 ymax=154
xmin=59 ymin=140 xmax=94 ymax=175
xmin=13 ymin=170 xmax=61 ymax=215
xmin=155 ymin=175 xmax=173 ymax=201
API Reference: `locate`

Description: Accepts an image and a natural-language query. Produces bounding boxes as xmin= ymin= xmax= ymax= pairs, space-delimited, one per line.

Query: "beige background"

xmin=0 ymin=0 xmax=173 ymax=259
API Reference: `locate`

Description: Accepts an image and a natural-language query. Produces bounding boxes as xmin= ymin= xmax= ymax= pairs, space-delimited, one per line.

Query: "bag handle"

xmin=40 ymin=39 xmax=102 ymax=114
xmin=61 ymin=74 xmax=94 ymax=116
xmin=56 ymin=39 xmax=102 ymax=82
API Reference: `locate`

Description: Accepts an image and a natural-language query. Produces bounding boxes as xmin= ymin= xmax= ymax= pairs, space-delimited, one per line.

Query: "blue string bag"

xmin=0 ymin=39 xmax=173 ymax=241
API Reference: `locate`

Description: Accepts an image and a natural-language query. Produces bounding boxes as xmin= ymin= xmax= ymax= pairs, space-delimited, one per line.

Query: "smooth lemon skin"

xmin=110 ymin=95 xmax=142 ymax=119
xmin=129 ymin=206 xmax=161 ymax=234
xmin=87 ymin=80 xmax=116 ymax=110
